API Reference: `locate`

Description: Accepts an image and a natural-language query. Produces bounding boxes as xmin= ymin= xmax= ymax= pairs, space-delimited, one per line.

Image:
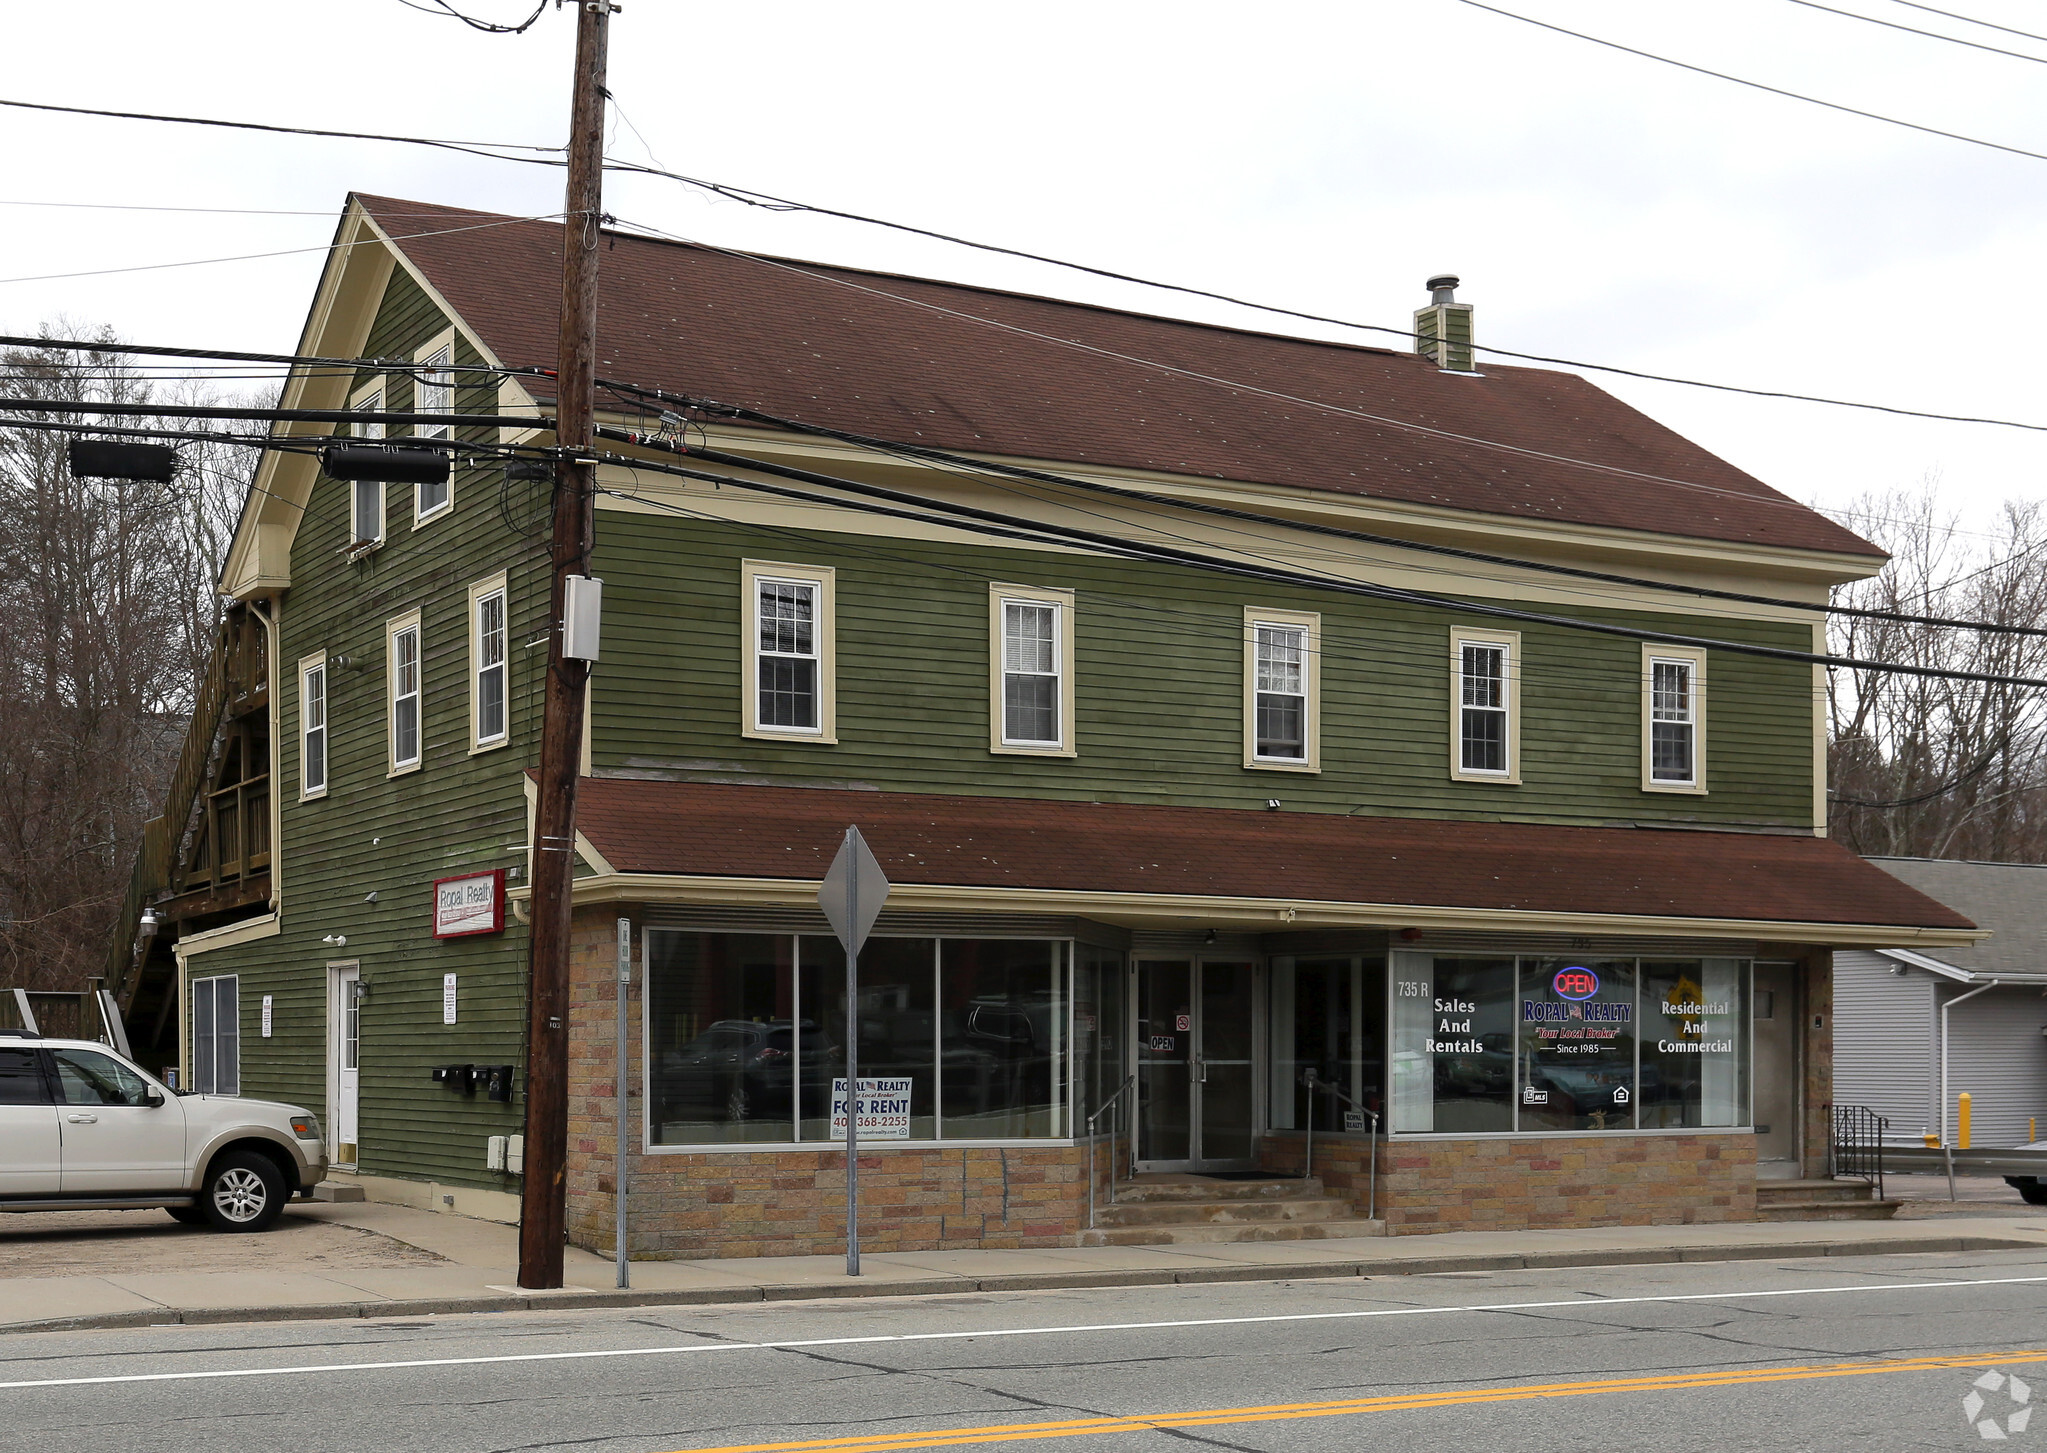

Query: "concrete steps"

xmin=1079 ymin=1174 xmax=1386 ymax=1246
xmin=1755 ymin=1177 xmax=1900 ymax=1222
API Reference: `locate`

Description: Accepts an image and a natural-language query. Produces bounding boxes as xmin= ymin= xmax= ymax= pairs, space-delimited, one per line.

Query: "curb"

xmin=7 ymin=1234 xmax=2041 ymax=1336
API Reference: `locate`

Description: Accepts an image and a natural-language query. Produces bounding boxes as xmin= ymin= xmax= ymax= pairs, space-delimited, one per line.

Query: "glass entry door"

xmin=1134 ymin=959 xmax=1258 ymax=1170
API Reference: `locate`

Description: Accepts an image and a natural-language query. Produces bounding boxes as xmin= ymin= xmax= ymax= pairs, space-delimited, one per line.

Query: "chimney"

xmin=1414 ymin=274 xmax=1475 ymax=373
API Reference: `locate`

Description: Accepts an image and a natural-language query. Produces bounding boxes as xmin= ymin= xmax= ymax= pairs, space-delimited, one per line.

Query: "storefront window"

xmin=646 ymin=933 xmax=799 ymax=1144
xmin=1519 ymin=959 xmax=1637 ymax=1132
xmin=1388 ymin=951 xmax=1753 ymax=1137
xmin=1269 ymin=956 xmax=1385 ymax=1131
xmin=647 ymin=930 xmax=1072 ymax=1147
xmin=1391 ymin=957 xmax=1515 ymax=1133
xmin=1075 ymin=944 xmax=1126 ymax=1136
xmin=1639 ymin=959 xmax=1749 ymax=1128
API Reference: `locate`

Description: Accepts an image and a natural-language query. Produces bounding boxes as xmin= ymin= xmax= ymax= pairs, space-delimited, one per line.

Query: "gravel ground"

xmin=0 ymin=1206 xmax=447 ymax=1277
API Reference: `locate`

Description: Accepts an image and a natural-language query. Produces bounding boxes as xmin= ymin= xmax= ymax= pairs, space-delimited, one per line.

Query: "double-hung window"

xmin=1643 ymin=646 xmax=1706 ymax=791
xmin=1245 ymin=608 xmax=1320 ymax=770
xmin=348 ymin=377 xmax=386 ymax=547
xmin=1450 ymin=629 xmax=1519 ymax=782
xmin=299 ymin=653 xmax=328 ymax=798
xmin=413 ymin=331 xmax=455 ymax=522
xmin=740 ymin=561 xmax=836 ymax=740
xmin=991 ymin=584 xmax=1075 ymax=755
xmin=190 ymin=976 xmax=240 ymax=1096
xmin=388 ymin=611 xmax=422 ymax=774
xmin=469 ymin=573 xmax=509 ymax=750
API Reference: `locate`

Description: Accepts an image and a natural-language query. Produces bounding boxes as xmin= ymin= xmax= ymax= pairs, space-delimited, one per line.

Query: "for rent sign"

xmin=433 ymin=870 xmax=506 ymax=938
xmin=830 ymin=1077 xmax=914 ymax=1141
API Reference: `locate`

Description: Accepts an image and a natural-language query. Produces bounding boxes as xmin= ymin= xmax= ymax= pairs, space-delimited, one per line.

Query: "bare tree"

xmin=0 ymin=327 xmax=262 ymax=991
xmin=1826 ymin=484 xmax=2047 ymax=861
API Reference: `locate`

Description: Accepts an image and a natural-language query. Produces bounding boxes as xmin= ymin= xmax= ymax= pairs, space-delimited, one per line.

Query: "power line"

xmin=589 ymin=428 xmax=2047 ymax=689
xmin=597 ymin=376 xmax=2047 ymax=639
xmin=0 ymin=332 xmax=536 ymax=378
xmin=7 ymin=90 xmax=2039 ymax=437
xmin=0 ymin=397 xmax=550 ymax=430
xmin=0 ymin=97 xmax=562 ymax=163
xmin=1782 ymin=0 xmax=2047 ymax=62
xmin=395 ymin=0 xmax=548 ymax=34
xmin=1452 ymin=0 xmax=2047 ymax=165
xmin=1887 ymin=0 xmax=2047 ymax=45
xmin=0 ymin=212 xmax=563 ymax=288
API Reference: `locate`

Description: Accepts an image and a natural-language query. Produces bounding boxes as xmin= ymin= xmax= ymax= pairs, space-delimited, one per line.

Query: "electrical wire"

xmin=1887 ymin=0 xmax=2047 ymax=45
xmin=596 ymin=377 xmax=2047 ymax=639
xmin=1451 ymin=0 xmax=2047 ymax=165
xmin=588 ymin=429 xmax=2047 ymax=689
xmin=597 ymin=171 xmax=2047 ymax=437
xmin=0 ymin=211 xmax=563 ymax=288
xmin=0 ymin=97 xmax=562 ymax=162
xmin=0 ymin=332 xmax=537 ymax=378
xmin=1782 ymin=0 xmax=2047 ymax=62
xmin=395 ymin=0 xmax=548 ymax=34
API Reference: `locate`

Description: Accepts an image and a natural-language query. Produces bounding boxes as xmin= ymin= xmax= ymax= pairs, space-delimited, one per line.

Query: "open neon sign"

xmin=1553 ymin=966 xmax=1600 ymax=1000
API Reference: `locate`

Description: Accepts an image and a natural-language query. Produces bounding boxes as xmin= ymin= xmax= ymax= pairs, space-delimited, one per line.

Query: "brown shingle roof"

xmin=359 ymin=194 xmax=1879 ymax=559
xmin=573 ymin=779 xmax=1970 ymax=931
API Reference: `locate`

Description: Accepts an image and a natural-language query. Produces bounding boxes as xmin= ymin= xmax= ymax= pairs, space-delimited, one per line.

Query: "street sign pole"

xmin=818 ymin=826 xmax=890 ymax=1279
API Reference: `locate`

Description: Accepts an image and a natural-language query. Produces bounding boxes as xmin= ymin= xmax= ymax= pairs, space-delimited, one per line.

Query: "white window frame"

xmin=299 ymin=651 xmax=329 ymax=800
xmin=412 ymin=328 xmax=456 ymax=526
xmin=1449 ymin=627 xmax=1520 ymax=784
xmin=347 ymin=377 xmax=386 ymax=549
xmin=190 ymin=975 xmax=240 ymax=1096
xmin=1643 ymin=644 xmax=1708 ymax=793
xmin=387 ymin=609 xmax=423 ymax=776
xmin=989 ymin=583 xmax=1076 ymax=757
xmin=1244 ymin=607 xmax=1320 ymax=772
xmin=740 ymin=560 xmax=836 ymax=742
xmin=468 ymin=572 xmax=510 ymax=752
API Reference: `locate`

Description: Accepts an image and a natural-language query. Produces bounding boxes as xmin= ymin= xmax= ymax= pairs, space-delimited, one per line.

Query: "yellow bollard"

xmin=2033 ymin=1116 xmax=2038 ymax=1145
xmin=1959 ymin=1092 xmax=1972 ymax=1151
xmin=1924 ymin=1129 xmax=1940 ymax=1148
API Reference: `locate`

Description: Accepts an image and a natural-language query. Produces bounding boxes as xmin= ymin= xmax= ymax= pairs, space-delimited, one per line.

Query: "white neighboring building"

xmin=1842 ymin=858 xmax=2047 ymax=1149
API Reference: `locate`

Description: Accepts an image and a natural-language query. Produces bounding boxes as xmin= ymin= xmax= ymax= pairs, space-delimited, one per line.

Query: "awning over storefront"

xmin=560 ymin=779 xmax=1981 ymax=946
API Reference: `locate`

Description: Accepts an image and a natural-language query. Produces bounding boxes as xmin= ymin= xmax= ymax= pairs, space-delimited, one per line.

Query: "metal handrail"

xmin=1085 ymin=1074 xmax=1138 ymax=1232
xmin=1301 ymin=1069 xmax=1381 ymax=1222
xmin=1829 ymin=1103 xmax=1889 ymax=1202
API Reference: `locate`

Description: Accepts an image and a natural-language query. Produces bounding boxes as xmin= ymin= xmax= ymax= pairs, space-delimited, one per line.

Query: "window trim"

xmin=1449 ymin=627 xmax=1521 ymax=785
xmin=298 ymin=650 xmax=329 ymax=800
xmin=412 ymin=328 xmax=456 ymax=526
xmin=387 ymin=608 xmax=423 ymax=777
xmin=1243 ymin=607 xmax=1321 ymax=772
xmin=347 ymin=377 xmax=387 ymax=550
xmin=189 ymin=974 xmax=240 ymax=1097
xmin=989 ymin=582 xmax=1077 ymax=757
xmin=740 ymin=559 xmax=837 ymax=743
xmin=467 ymin=571 xmax=510 ymax=753
xmin=1642 ymin=644 xmax=1708 ymax=794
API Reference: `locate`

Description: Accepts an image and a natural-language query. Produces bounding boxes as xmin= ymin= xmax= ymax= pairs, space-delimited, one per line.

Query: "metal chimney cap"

xmin=1426 ymin=274 xmax=1460 ymax=292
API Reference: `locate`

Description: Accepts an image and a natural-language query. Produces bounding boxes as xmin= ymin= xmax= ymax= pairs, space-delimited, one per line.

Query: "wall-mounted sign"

xmin=443 ymin=973 xmax=458 ymax=1025
xmin=260 ymin=995 xmax=273 ymax=1038
xmin=830 ymin=1077 xmax=913 ymax=1140
xmin=433 ymin=870 xmax=506 ymax=938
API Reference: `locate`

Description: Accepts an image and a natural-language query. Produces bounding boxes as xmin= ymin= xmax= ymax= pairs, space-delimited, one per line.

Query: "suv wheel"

xmin=201 ymin=1150 xmax=287 ymax=1232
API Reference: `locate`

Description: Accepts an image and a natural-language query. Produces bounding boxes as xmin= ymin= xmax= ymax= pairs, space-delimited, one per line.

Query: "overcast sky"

xmin=5 ymin=0 xmax=2043 ymax=554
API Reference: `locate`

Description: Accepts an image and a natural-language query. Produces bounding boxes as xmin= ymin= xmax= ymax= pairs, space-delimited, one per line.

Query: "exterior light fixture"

xmin=321 ymin=933 xmax=347 ymax=947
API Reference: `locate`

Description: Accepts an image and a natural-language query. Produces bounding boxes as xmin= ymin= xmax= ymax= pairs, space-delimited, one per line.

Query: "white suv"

xmin=0 ymin=1030 xmax=327 ymax=1232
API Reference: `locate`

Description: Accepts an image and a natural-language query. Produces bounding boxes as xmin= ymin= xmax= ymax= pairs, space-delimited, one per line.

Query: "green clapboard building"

xmin=108 ymin=194 xmax=1978 ymax=1254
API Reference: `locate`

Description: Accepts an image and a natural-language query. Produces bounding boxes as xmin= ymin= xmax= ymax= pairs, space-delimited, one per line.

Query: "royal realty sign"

xmin=433 ymin=870 xmax=506 ymax=938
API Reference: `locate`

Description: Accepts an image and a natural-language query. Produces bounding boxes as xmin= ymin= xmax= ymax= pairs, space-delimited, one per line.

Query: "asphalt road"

xmin=5 ymin=1249 xmax=2046 ymax=1453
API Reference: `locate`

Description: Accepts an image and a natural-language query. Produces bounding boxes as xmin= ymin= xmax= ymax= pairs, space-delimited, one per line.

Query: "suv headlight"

xmin=290 ymin=1113 xmax=322 ymax=1141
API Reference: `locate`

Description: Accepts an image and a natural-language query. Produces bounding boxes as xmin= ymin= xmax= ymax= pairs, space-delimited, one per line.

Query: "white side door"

xmin=331 ymin=965 xmax=361 ymax=1164
xmin=50 ymin=1047 xmax=187 ymax=1193
xmin=0 ymin=1045 xmax=61 ymax=1194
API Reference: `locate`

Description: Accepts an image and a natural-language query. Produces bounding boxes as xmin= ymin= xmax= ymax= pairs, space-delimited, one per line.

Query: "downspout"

xmin=1940 ymin=979 xmax=1999 ymax=1147
xmin=249 ymin=598 xmax=283 ymax=910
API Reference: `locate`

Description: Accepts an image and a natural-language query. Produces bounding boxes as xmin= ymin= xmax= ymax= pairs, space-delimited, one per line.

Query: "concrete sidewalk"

xmin=6 ymin=1198 xmax=2047 ymax=1335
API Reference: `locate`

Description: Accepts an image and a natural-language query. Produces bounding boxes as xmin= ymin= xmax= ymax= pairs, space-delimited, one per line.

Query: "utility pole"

xmin=519 ymin=0 xmax=613 ymax=1291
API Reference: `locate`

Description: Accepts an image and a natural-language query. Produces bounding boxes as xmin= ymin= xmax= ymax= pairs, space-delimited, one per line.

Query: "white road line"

xmin=3 ymin=1273 xmax=2045 ymax=1393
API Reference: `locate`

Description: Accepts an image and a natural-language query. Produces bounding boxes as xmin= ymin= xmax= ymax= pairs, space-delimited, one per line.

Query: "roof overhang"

xmin=1878 ymin=946 xmax=2047 ymax=985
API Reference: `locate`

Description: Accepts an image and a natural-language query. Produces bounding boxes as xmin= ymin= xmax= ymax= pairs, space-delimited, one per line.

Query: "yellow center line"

xmin=667 ymin=1346 xmax=2047 ymax=1453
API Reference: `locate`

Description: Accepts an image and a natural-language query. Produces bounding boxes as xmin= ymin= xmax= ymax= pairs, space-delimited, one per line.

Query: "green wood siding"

xmin=199 ymin=269 xmax=548 ymax=1191
xmin=590 ymin=513 xmax=1815 ymax=829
